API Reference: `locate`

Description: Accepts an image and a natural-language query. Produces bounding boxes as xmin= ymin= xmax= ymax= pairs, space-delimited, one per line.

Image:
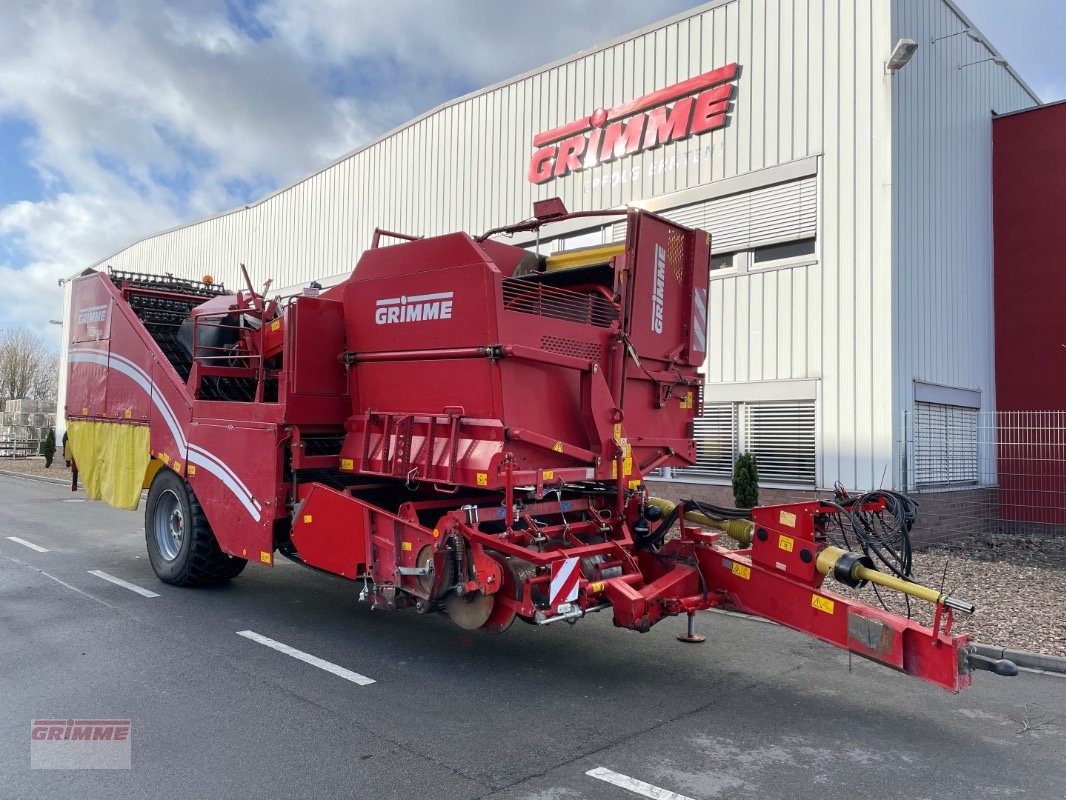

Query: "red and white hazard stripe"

xmin=549 ymin=557 xmax=581 ymax=606
xmin=691 ymin=287 xmax=707 ymax=353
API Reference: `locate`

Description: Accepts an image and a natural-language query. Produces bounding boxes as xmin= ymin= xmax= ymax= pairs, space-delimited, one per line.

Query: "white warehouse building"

xmin=60 ymin=0 xmax=1039 ymax=495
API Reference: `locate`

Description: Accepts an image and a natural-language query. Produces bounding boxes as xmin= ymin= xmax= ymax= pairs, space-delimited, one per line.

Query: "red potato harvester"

xmin=64 ymin=198 xmax=1015 ymax=692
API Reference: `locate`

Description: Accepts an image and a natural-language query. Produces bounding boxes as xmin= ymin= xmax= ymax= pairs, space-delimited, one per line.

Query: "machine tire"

xmin=145 ymin=468 xmax=248 ymax=586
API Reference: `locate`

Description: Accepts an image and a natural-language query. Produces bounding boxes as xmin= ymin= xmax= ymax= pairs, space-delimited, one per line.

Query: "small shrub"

xmin=732 ymin=452 xmax=759 ymax=509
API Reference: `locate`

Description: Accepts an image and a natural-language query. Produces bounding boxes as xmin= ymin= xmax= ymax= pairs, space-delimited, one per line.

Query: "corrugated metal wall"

xmin=891 ymin=0 xmax=1038 ymax=483
xmin=70 ymin=0 xmax=1037 ymax=492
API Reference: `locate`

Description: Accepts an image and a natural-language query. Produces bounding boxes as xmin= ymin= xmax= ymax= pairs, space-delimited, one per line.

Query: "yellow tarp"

xmin=68 ymin=420 xmax=152 ymax=511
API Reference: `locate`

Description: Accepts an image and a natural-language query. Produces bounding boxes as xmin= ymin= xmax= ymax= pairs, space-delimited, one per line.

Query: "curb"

xmin=0 ymin=468 xmax=71 ymax=488
xmin=973 ymin=643 xmax=1066 ymax=675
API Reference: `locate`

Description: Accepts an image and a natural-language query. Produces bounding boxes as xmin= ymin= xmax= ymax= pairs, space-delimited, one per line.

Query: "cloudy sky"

xmin=0 ymin=0 xmax=1061 ymax=350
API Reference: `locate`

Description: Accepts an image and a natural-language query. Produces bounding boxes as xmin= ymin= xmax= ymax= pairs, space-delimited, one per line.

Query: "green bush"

xmin=43 ymin=429 xmax=56 ymax=468
xmin=732 ymin=452 xmax=759 ymax=509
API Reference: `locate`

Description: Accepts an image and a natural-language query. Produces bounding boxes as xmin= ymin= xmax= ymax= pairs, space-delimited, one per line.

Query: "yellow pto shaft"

xmin=647 ymin=497 xmax=754 ymax=546
xmin=648 ymin=498 xmax=975 ymax=614
xmin=816 ymin=545 xmax=976 ymax=613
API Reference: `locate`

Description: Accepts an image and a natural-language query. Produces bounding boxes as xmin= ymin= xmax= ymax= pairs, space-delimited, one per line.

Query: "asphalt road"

xmin=2 ymin=473 xmax=1064 ymax=800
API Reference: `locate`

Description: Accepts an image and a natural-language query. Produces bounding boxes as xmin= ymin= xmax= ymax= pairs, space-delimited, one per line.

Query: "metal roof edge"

xmin=939 ymin=0 xmax=1043 ymax=106
xmin=993 ymin=97 xmax=1066 ymax=120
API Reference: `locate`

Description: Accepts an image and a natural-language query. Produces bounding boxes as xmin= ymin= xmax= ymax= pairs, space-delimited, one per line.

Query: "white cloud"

xmin=0 ymin=0 xmax=697 ymax=349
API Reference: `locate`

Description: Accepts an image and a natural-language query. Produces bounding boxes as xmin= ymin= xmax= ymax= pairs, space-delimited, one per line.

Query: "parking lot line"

xmin=6 ymin=536 xmax=49 ymax=553
xmin=88 ymin=570 xmax=161 ymax=598
xmin=586 ymin=767 xmax=695 ymax=800
xmin=237 ymin=630 xmax=376 ymax=686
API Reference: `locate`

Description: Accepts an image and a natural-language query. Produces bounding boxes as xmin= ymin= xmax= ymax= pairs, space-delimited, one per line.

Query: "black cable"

xmin=828 ymin=490 xmax=919 ymax=579
xmin=682 ymin=499 xmax=753 ymax=520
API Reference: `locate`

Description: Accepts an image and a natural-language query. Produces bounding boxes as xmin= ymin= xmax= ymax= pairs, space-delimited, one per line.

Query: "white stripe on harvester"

xmin=586 ymin=767 xmax=696 ymax=800
xmin=237 ymin=630 xmax=376 ymax=686
xmin=6 ymin=536 xmax=49 ymax=553
xmin=88 ymin=570 xmax=160 ymax=598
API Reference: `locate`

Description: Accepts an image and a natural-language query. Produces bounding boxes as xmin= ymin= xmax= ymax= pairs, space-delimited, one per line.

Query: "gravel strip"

xmin=3 ymin=457 xmax=1063 ymax=655
xmin=0 ymin=457 xmax=68 ymax=482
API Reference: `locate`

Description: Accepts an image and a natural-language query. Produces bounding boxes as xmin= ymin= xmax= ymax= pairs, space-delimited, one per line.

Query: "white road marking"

xmin=237 ymin=630 xmax=376 ymax=686
xmin=586 ymin=768 xmax=696 ymax=800
xmin=87 ymin=570 xmax=160 ymax=598
xmin=6 ymin=536 xmax=49 ymax=553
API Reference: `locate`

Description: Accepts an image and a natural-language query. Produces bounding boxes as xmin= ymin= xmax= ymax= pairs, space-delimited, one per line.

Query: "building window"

xmin=672 ymin=400 xmax=817 ymax=486
xmin=710 ymin=251 xmax=736 ymax=272
xmin=752 ymin=237 xmax=816 ymax=265
xmin=743 ymin=401 xmax=817 ymax=485
xmin=676 ymin=403 xmax=737 ymax=479
xmin=913 ymin=402 xmax=978 ymax=486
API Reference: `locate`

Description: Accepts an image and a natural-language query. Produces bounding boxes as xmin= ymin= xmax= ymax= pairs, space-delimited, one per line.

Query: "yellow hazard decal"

xmin=172 ymin=461 xmax=182 ymax=473
xmin=623 ymin=457 xmax=633 ymax=477
xmin=680 ymin=391 xmax=694 ymax=409
xmin=124 ymin=408 xmax=132 ymax=419
xmin=543 ymin=470 xmax=554 ymax=481
xmin=82 ymin=407 xmax=89 ymax=416
xmin=187 ymin=465 xmax=196 ymax=477
xmin=613 ymin=423 xmax=622 ymax=442
xmin=731 ymin=562 xmax=751 ymax=580
xmin=778 ymin=535 xmax=794 ymax=553
xmin=779 ymin=511 xmax=797 ymax=528
xmin=812 ymin=595 xmax=835 ymax=614
xmin=628 ymin=479 xmax=642 ymax=490
xmin=588 ymin=581 xmax=606 ymax=593
xmin=158 ymin=452 xmax=170 ymax=465
xmin=402 ymin=541 xmax=412 ymax=552
xmin=270 ymin=319 xmax=281 ymax=332
xmin=476 ymin=472 xmax=488 ymax=486
xmin=260 ymin=551 xmax=272 ymax=565
xmin=303 ymin=514 xmax=313 ymax=524
xmin=340 ymin=458 xmax=354 ymax=470
xmin=551 ymin=441 xmax=564 ymax=453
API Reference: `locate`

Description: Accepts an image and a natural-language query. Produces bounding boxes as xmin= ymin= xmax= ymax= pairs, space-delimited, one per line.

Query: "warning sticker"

xmin=811 ymin=595 xmax=835 ymax=615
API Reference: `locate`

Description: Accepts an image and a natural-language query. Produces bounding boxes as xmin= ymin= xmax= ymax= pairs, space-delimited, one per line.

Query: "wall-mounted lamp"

xmin=958 ymin=56 xmax=1008 ymax=70
xmin=886 ymin=38 xmax=919 ymax=72
xmin=932 ymin=28 xmax=982 ymax=45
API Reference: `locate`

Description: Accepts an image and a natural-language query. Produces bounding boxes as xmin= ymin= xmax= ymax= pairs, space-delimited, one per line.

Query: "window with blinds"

xmin=743 ymin=402 xmax=817 ymax=485
xmin=613 ymin=175 xmax=817 ymax=253
xmin=913 ymin=402 xmax=979 ymax=486
xmin=672 ymin=400 xmax=816 ymax=486
xmin=674 ymin=403 xmax=736 ymax=479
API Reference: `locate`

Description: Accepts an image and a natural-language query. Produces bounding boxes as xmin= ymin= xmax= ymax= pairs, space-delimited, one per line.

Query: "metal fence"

xmin=0 ymin=438 xmax=45 ymax=458
xmin=900 ymin=409 xmax=1066 ymax=553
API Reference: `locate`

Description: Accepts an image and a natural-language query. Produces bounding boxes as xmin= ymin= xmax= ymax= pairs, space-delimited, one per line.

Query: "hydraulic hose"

xmin=647 ymin=497 xmax=754 ymax=546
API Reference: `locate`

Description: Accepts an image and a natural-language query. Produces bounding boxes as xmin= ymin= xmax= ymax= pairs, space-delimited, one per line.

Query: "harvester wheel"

xmin=145 ymin=468 xmax=247 ymax=586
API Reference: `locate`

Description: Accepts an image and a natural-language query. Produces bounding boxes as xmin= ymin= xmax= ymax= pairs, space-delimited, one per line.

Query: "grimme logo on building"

xmin=527 ymin=62 xmax=738 ymax=185
xmin=374 ymin=292 xmax=454 ymax=325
